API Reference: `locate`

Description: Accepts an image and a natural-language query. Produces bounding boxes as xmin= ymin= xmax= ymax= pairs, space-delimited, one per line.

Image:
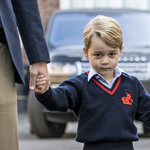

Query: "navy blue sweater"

xmin=36 ymin=72 xmax=150 ymax=144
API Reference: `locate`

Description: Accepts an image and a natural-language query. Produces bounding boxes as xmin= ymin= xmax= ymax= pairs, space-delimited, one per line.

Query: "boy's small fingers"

xmin=36 ymin=84 xmax=43 ymax=87
xmin=38 ymin=75 xmax=45 ymax=78
xmin=36 ymin=79 xmax=46 ymax=84
xmin=37 ymin=75 xmax=45 ymax=80
xmin=35 ymin=85 xmax=43 ymax=91
xmin=38 ymin=85 xmax=43 ymax=89
xmin=37 ymin=77 xmax=46 ymax=81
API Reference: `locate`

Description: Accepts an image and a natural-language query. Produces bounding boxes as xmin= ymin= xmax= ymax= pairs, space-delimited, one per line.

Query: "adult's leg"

xmin=0 ymin=42 xmax=19 ymax=150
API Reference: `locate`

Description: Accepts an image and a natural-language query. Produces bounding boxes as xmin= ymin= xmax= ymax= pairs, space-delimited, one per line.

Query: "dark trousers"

xmin=83 ymin=141 xmax=134 ymax=150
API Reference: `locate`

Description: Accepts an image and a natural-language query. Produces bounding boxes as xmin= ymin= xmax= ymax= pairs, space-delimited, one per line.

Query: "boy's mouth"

xmin=101 ymin=67 xmax=109 ymax=70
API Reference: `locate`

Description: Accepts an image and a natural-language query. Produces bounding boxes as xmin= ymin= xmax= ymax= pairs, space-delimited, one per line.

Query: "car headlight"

xmin=47 ymin=62 xmax=77 ymax=76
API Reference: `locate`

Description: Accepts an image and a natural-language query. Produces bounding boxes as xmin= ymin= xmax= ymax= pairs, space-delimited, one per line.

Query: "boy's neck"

xmin=101 ymin=70 xmax=115 ymax=84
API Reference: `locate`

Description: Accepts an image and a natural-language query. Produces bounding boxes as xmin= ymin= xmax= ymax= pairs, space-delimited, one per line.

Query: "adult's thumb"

xmin=29 ymin=73 xmax=37 ymax=91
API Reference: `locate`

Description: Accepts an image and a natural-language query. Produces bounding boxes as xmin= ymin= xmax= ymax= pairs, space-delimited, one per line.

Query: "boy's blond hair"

xmin=83 ymin=15 xmax=123 ymax=50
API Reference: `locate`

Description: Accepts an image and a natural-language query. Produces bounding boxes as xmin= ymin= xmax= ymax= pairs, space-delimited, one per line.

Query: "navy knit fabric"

xmin=83 ymin=141 xmax=134 ymax=150
xmin=36 ymin=72 xmax=150 ymax=148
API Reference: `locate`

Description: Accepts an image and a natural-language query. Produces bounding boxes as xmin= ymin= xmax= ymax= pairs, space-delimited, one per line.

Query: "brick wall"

xmin=38 ymin=0 xmax=59 ymax=30
xmin=23 ymin=0 xmax=59 ymax=64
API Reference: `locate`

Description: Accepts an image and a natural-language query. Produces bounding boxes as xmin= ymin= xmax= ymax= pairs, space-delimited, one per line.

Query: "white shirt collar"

xmin=88 ymin=66 xmax=124 ymax=82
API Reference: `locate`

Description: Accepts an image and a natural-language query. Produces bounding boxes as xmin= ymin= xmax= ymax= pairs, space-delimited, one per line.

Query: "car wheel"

xmin=27 ymin=91 xmax=66 ymax=138
xmin=143 ymin=124 xmax=150 ymax=135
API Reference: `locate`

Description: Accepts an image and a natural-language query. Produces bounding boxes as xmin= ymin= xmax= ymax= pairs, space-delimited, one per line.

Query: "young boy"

xmin=35 ymin=15 xmax=150 ymax=150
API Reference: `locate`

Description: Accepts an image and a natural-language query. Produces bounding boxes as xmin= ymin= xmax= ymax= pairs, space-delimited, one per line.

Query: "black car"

xmin=27 ymin=9 xmax=150 ymax=138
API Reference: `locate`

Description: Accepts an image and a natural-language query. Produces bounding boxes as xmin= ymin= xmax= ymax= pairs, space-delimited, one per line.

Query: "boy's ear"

xmin=119 ymin=46 xmax=124 ymax=56
xmin=83 ymin=47 xmax=89 ymax=59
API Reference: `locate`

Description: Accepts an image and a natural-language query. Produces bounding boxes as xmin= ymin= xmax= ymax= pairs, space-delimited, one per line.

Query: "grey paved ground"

xmin=18 ymin=113 xmax=150 ymax=150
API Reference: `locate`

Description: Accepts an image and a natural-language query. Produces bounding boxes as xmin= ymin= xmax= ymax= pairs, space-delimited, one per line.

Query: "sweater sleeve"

xmin=36 ymin=75 xmax=84 ymax=113
xmin=135 ymin=78 xmax=150 ymax=128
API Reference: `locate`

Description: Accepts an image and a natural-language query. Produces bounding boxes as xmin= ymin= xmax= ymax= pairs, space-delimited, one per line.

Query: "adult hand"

xmin=29 ymin=61 xmax=50 ymax=93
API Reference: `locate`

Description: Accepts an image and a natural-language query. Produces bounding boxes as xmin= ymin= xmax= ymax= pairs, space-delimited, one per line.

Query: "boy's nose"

xmin=101 ymin=57 xmax=109 ymax=65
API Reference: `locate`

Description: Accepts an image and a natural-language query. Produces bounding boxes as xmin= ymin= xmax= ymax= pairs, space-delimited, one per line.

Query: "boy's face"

xmin=83 ymin=35 xmax=123 ymax=82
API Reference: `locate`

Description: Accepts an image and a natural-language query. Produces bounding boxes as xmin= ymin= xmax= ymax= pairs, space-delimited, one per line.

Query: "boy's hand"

xmin=35 ymin=75 xmax=50 ymax=94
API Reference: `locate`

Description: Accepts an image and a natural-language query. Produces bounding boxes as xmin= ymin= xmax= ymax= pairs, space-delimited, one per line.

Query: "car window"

xmin=49 ymin=13 xmax=89 ymax=47
xmin=48 ymin=12 xmax=150 ymax=49
xmin=115 ymin=13 xmax=150 ymax=48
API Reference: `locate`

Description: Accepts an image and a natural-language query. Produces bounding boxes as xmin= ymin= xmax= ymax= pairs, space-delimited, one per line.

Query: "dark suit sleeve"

xmin=11 ymin=0 xmax=50 ymax=64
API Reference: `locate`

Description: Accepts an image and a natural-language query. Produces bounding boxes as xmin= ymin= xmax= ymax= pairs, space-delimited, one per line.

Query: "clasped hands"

xmin=29 ymin=61 xmax=50 ymax=94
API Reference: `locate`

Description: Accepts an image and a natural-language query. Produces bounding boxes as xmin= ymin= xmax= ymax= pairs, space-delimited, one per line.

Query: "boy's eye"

xmin=95 ymin=54 xmax=101 ymax=57
xmin=109 ymin=53 xmax=115 ymax=57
